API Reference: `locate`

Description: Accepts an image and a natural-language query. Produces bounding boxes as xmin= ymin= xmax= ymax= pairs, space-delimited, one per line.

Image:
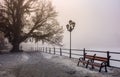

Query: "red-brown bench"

xmin=86 ymin=56 xmax=111 ymax=72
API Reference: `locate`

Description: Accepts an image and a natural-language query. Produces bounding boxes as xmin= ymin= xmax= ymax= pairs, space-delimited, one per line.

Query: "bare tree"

xmin=0 ymin=0 xmax=63 ymax=52
xmin=0 ymin=31 xmax=5 ymax=50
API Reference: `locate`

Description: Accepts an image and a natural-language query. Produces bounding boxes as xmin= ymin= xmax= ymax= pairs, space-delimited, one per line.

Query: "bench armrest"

xmin=101 ymin=61 xmax=107 ymax=66
xmin=79 ymin=57 xmax=84 ymax=60
xmin=87 ymin=59 xmax=94 ymax=63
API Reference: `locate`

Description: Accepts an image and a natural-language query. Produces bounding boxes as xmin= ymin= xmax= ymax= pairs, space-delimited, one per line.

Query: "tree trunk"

xmin=10 ymin=42 xmax=22 ymax=52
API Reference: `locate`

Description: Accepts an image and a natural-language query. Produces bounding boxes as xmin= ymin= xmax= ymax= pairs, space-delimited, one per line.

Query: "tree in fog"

xmin=0 ymin=31 xmax=5 ymax=50
xmin=0 ymin=0 xmax=63 ymax=52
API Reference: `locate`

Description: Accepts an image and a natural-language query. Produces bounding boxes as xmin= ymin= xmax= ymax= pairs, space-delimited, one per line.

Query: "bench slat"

xmin=85 ymin=55 xmax=94 ymax=59
xmin=94 ymin=56 xmax=110 ymax=62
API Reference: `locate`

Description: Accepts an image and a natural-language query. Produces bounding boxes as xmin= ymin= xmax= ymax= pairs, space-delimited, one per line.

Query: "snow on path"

xmin=42 ymin=53 xmax=120 ymax=77
xmin=42 ymin=53 xmax=110 ymax=77
xmin=0 ymin=52 xmax=119 ymax=77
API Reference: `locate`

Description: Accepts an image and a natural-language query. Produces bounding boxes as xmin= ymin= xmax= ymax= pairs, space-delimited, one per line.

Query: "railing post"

xmin=54 ymin=47 xmax=56 ymax=55
xmin=35 ymin=47 xmax=36 ymax=52
xmin=40 ymin=47 xmax=41 ymax=51
xmin=60 ymin=48 xmax=62 ymax=56
xmin=43 ymin=47 xmax=44 ymax=52
xmin=41 ymin=47 xmax=42 ymax=52
xmin=38 ymin=47 xmax=39 ymax=51
xmin=46 ymin=47 xmax=47 ymax=53
xmin=107 ymin=51 xmax=110 ymax=66
xmin=83 ymin=48 xmax=85 ymax=60
xmin=49 ymin=48 xmax=51 ymax=54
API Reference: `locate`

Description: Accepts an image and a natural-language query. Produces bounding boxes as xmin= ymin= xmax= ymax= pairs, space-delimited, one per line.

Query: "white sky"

xmin=52 ymin=0 xmax=120 ymax=51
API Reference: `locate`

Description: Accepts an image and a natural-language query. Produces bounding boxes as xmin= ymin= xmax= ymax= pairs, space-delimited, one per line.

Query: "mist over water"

xmin=51 ymin=0 xmax=120 ymax=51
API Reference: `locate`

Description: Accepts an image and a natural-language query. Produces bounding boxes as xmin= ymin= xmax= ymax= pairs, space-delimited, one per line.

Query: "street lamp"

xmin=66 ymin=20 xmax=75 ymax=58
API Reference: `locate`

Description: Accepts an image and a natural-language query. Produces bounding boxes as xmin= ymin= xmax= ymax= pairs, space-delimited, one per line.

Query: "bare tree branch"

xmin=0 ymin=0 xmax=63 ymax=52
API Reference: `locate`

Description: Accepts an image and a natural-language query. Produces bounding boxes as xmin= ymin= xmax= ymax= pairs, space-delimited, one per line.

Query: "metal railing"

xmin=40 ymin=47 xmax=120 ymax=68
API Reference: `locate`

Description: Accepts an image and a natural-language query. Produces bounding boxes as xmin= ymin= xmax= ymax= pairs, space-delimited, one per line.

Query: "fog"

xmin=0 ymin=0 xmax=120 ymax=51
xmin=52 ymin=0 xmax=120 ymax=51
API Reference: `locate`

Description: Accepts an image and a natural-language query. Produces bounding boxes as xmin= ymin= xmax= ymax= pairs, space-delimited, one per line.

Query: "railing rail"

xmin=40 ymin=47 xmax=120 ymax=68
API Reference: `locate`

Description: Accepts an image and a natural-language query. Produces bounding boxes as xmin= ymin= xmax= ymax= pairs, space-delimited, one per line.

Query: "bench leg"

xmin=105 ymin=66 xmax=107 ymax=72
xmin=85 ymin=64 xmax=88 ymax=68
xmin=91 ymin=65 xmax=94 ymax=69
xmin=77 ymin=60 xmax=80 ymax=66
xmin=86 ymin=62 xmax=89 ymax=68
xmin=99 ymin=66 xmax=103 ymax=72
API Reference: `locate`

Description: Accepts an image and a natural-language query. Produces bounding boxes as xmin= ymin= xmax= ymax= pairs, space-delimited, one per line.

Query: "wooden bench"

xmin=86 ymin=56 xmax=111 ymax=72
xmin=77 ymin=53 xmax=96 ymax=67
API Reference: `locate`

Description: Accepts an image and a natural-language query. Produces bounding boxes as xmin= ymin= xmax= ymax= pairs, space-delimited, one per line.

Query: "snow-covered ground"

xmin=0 ymin=52 xmax=120 ymax=77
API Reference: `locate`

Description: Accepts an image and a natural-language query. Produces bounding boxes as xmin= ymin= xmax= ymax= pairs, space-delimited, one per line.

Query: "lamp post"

xmin=66 ymin=20 xmax=75 ymax=58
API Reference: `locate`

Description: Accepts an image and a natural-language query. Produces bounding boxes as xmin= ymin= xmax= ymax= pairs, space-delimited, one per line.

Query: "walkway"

xmin=0 ymin=52 xmax=120 ymax=77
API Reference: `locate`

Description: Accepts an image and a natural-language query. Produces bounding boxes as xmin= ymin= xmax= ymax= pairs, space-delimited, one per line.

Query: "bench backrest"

xmin=94 ymin=56 xmax=110 ymax=62
xmin=84 ymin=53 xmax=111 ymax=66
xmin=85 ymin=53 xmax=96 ymax=60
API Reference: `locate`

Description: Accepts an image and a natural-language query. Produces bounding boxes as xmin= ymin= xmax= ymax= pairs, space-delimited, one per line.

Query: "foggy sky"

xmin=52 ymin=0 xmax=120 ymax=51
xmin=0 ymin=0 xmax=120 ymax=51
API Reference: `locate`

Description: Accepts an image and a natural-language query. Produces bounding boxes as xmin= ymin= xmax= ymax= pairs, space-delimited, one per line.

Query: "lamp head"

xmin=69 ymin=20 xmax=72 ymax=25
xmin=72 ymin=22 xmax=75 ymax=28
xmin=66 ymin=24 xmax=69 ymax=30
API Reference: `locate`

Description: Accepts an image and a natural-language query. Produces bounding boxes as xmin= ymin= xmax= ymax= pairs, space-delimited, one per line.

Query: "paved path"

xmin=0 ymin=52 xmax=120 ymax=77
